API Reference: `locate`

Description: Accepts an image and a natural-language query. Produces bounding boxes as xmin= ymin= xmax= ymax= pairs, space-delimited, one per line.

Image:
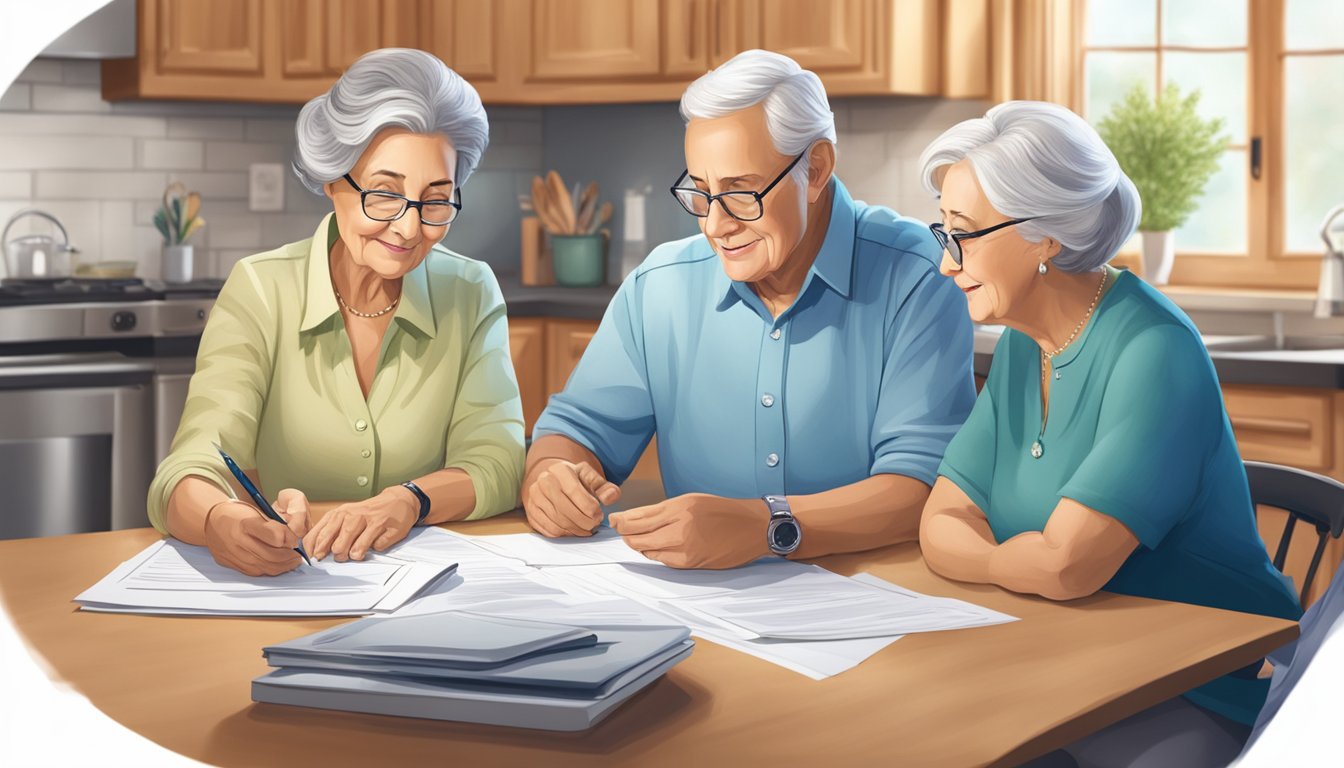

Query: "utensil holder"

xmin=162 ymin=244 xmax=194 ymax=284
xmin=550 ymin=234 xmax=606 ymax=287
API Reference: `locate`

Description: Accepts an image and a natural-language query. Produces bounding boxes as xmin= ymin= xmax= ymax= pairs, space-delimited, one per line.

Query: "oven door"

xmin=0 ymin=353 xmax=155 ymax=539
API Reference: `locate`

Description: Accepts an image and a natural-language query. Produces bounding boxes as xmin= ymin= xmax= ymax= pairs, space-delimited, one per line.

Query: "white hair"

xmin=680 ymin=49 xmax=836 ymax=190
xmin=918 ymin=100 xmax=1140 ymax=272
xmin=292 ymin=48 xmax=489 ymax=195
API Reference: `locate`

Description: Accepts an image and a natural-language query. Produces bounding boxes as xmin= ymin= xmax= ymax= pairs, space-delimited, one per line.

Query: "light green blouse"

xmin=147 ymin=213 xmax=526 ymax=532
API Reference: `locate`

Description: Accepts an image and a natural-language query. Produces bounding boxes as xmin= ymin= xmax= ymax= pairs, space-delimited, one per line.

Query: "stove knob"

xmin=197 ymin=309 xmax=206 ymax=320
xmin=111 ymin=311 xmax=137 ymax=332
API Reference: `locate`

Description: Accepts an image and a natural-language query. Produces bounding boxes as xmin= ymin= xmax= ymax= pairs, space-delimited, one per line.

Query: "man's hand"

xmin=609 ymin=493 xmax=769 ymax=569
xmin=524 ymin=460 xmax=621 ymax=537
xmin=303 ymin=487 xmax=420 ymax=562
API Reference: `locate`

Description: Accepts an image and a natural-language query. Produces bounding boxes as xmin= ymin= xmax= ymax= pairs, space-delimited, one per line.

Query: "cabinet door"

xmin=525 ymin=0 xmax=662 ymax=82
xmin=157 ymin=0 xmax=265 ymax=75
xmin=664 ymin=0 xmax=712 ymax=77
xmin=280 ymin=0 xmax=413 ymax=79
xmin=546 ymin=320 xmax=600 ymax=395
xmin=508 ymin=318 xmax=547 ymax=436
xmin=423 ymin=0 xmax=501 ymax=83
xmin=1223 ymin=386 xmax=1333 ymax=473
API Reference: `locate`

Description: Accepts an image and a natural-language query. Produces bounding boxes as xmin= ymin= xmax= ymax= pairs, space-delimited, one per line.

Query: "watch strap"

xmin=402 ymin=480 xmax=431 ymax=525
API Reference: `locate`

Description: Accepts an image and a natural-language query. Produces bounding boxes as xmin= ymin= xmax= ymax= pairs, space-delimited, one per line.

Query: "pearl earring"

xmin=1038 ymin=262 xmax=1048 ymax=275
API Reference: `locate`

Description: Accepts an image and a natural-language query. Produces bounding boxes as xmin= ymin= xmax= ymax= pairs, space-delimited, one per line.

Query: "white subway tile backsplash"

xmin=491 ymin=120 xmax=543 ymax=146
xmin=169 ymin=172 xmax=248 ymax=200
xmin=244 ymin=118 xmax=298 ymax=143
xmin=0 ymin=85 xmax=31 ymax=112
xmin=36 ymin=171 xmax=166 ymax=200
xmin=213 ymin=248 xmax=257 ymax=279
xmin=205 ymin=141 xmax=289 ymax=171
xmin=0 ymin=172 xmax=32 ymax=198
xmin=31 ymin=84 xmax=113 ymax=113
xmin=203 ymin=213 xmax=265 ymax=249
xmin=3 ymin=200 xmax=101 ymax=252
xmin=476 ymin=143 xmax=543 ymax=172
xmin=140 ymin=139 xmax=205 ymax=170
xmin=167 ymin=117 xmax=245 ymax=140
xmin=0 ymin=113 xmax=165 ymax=137
xmin=0 ymin=136 xmax=135 ymax=171
xmin=16 ymin=60 xmax=64 ymax=84
xmin=61 ymin=61 xmax=102 ymax=87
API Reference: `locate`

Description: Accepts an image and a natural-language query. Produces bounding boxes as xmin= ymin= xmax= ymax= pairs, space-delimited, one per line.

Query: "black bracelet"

xmin=401 ymin=481 xmax=431 ymax=525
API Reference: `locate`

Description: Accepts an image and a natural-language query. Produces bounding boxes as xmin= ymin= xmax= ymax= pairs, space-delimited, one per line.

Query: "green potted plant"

xmin=1097 ymin=82 xmax=1227 ymax=284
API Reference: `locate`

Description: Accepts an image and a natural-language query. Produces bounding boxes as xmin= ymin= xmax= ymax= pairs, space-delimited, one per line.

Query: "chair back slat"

xmin=1245 ymin=461 xmax=1344 ymax=606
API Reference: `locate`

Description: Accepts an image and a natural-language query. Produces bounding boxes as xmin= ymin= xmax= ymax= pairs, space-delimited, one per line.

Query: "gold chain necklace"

xmin=1032 ymin=269 xmax=1110 ymax=460
xmin=334 ymin=289 xmax=399 ymax=318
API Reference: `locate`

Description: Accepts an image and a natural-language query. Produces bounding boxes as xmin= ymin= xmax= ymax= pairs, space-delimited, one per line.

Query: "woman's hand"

xmin=303 ymin=487 xmax=420 ymax=562
xmin=272 ymin=488 xmax=311 ymax=539
xmin=202 ymin=500 xmax=303 ymax=576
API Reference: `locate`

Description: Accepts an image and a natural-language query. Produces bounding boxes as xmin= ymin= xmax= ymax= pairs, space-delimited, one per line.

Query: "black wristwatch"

xmin=763 ymin=494 xmax=801 ymax=556
xmin=401 ymin=481 xmax=431 ymax=526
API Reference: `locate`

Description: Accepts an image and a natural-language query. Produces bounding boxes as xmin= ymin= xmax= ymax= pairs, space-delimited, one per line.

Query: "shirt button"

xmin=761 ymin=393 xmax=775 ymax=407
xmin=770 ymin=329 xmax=781 ymax=340
xmin=361 ymin=449 xmax=371 ymax=458
xmin=766 ymin=452 xmax=780 ymax=467
xmin=356 ymin=475 xmax=369 ymax=487
xmin=355 ymin=419 xmax=368 ymax=432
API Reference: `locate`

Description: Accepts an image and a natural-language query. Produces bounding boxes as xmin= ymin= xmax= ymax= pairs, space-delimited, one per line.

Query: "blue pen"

xmin=212 ymin=442 xmax=312 ymax=566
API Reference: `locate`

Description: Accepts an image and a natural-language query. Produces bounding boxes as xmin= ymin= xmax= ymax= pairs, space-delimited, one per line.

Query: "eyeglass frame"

xmin=929 ymin=217 xmax=1037 ymax=267
xmin=342 ymin=173 xmax=462 ymax=226
xmin=668 ymin=151 xmax=808 ymax=222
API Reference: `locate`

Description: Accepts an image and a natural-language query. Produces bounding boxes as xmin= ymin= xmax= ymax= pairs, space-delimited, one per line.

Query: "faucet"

xmin=1315 ymin=204 xmax=1344 ymax=319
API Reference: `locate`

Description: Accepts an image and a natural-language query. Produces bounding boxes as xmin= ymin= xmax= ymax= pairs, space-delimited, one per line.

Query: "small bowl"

xmin=75 ymin=260 xmax=138 ymax=279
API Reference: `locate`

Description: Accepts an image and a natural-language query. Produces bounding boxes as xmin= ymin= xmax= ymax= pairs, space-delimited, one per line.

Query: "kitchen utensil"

xmin=576 ymin=182 xmax=599 ymax=233
xmin=520 ymin=216 xmax=554 ymax=286
xmin=590 ymin=201 xmax=613 ymax=234
xmin=2 ymin=209 xmax=79 ymax=280
xmin=547 ymin=171 xmax=577 ymax=234
xmin=1314 ymin=204 xmax=1344 ymax=318
xmin=530 ymin=176 xmax=565 ymax=236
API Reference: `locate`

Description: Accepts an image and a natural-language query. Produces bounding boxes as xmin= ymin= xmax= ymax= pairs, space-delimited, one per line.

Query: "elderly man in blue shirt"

xmin=523 ymin=50 xmax=976 ymax=569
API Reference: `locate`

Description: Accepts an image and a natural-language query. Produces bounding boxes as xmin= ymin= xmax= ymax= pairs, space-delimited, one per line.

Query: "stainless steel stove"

xmin=0 ymin=277 xmax=223 ymax=539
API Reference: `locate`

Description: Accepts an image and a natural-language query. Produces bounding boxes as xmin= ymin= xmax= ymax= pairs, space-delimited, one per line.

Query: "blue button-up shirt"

xmin=533 ymin=179 xmax=975 ymax=498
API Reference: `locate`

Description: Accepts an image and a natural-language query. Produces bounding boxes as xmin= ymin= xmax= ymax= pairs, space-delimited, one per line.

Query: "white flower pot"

xmin=1140 ymin=230 xmax=1175 ymax=285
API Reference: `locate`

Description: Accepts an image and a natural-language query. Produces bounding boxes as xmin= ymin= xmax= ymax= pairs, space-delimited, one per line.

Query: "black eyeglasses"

xmin=343 ymin=174 xmax=462 ymax=226
xmin=929 ymin=217 xmax=1036 ymax=266
xmin=669 ymin=152 xmax=807 ymax=222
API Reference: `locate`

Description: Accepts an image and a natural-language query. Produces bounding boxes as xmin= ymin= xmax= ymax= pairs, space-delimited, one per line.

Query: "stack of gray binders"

xmin=252 ymin=610 xmax=694 ymax=731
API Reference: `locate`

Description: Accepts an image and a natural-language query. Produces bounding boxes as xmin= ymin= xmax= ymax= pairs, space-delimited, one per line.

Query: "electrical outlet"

xmin=249 ymin=163 xmax=285 ymax=212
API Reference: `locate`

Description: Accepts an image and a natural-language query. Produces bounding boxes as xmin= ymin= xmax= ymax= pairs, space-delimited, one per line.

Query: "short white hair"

xmin=680 ymin=49 xmax=836 ymax=189
xmin=292 ymin=48 xmax=489 ymax=195
xmin=918 ymin=100 xmax=1140 ymax=272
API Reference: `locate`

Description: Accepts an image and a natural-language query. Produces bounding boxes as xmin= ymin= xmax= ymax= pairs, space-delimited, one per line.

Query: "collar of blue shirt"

xmin=299 ymin=212 xmax=437 ymax=339
xmin=713 ymin=177 xmax=857 ymax=317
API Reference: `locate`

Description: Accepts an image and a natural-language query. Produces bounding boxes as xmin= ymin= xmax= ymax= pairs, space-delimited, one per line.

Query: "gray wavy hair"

xmin=680 ymin=49 xmax=836 ymax=190
xmin=918 ymin=100 xmax=1140 ymax=272
xmin=292 ymin=48 xmax=489 ymax=195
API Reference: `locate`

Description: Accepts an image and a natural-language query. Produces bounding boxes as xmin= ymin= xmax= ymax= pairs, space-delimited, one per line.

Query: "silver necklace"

xmin=334 ymin=289 xmax=399 ymax=318
xmin=1032 ymin=269 xmax=1109 ymax=459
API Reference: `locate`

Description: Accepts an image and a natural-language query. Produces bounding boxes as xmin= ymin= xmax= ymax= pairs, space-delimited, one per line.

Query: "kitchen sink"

xmin=1201 ymin=334 xmax=1344 ymax=352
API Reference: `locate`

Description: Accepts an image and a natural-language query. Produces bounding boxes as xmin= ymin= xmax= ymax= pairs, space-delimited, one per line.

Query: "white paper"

xmin=74 ymin=539 xmax=454 ymax=617
xmin=439 ymin=526 xmax=657 ymax=567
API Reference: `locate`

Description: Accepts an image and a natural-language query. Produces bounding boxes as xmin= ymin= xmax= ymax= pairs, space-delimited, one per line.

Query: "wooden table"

xmin=0 ymin=499 xmax=1297 ymax=768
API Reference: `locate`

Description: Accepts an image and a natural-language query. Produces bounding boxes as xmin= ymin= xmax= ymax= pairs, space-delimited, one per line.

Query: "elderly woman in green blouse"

xmin=917 ymin=101 xmax=1300 ymax=766
xmin=147 ymin=48 xmax=524 ymax=576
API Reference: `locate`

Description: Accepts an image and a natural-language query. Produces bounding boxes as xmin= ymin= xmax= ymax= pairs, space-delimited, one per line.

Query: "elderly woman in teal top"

xmin=148 ymin=49 xmax=524 ymax=577
xmin=917 ymin=101 xmax=1300 ymax=767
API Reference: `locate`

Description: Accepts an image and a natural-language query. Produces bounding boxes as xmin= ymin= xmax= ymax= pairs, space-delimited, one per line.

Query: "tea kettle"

xmin=2 ymin=209 xmax=80 ymax=280
xmin=1315 ymin=204 xmax=1344 ymax=319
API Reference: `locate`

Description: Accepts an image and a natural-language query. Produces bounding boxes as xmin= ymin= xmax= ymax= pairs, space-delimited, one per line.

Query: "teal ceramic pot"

xmin=550 ymin=234 xmax=606 ymax=287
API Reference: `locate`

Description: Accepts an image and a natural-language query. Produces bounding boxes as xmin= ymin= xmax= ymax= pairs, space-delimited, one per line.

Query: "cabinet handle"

xmin=1230 ymin=415 xmax=1311 ymax=436
xmin=1250 ymin=137 xmax=1262 ymax=181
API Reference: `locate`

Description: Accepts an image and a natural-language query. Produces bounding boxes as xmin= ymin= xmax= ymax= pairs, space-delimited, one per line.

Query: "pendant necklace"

xmin=1032 ymin=269 xmax=1108 ymax=460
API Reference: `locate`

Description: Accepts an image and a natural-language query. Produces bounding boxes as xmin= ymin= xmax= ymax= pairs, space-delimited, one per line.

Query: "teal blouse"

xmin=939 ymin=268 xmax=1301 ymax=725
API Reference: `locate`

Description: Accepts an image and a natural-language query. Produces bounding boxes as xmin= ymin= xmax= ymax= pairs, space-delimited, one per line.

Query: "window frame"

xmin=1073 ymin=0 xmax=1333 ymax=290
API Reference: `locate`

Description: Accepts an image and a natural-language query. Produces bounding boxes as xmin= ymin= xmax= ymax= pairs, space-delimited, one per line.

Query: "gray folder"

xmin=251 ymin=640 xmax=694 ymax=731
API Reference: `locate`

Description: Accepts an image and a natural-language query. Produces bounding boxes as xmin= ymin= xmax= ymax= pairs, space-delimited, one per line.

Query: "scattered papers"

xmin=439 ymin=526 xmax=654 ymax=567
xmin=74 ymin=539 xmax=455 ymax=616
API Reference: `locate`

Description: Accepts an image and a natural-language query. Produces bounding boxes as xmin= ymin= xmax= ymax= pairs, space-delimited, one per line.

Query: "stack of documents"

xmin=74 ymin=539 xmax=456 ymax=617
xmin=252 ymin=610 xmax=693 ymax=731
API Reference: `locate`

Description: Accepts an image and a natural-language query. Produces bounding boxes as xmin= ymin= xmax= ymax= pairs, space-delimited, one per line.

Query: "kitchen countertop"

xmin=973 ymin=326 xmax=1344 ymax=389
xmin=496 ymin=275 xmax=616 ymax=321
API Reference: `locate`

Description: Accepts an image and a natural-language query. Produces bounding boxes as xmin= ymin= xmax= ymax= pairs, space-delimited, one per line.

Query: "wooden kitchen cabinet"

xmin=104 ymin=0 xmax=949 ymax=104
xmin=546 ymin=319 xmax=600 ymax=395
xmin=507 ymin=317 xmax=548 ymax=435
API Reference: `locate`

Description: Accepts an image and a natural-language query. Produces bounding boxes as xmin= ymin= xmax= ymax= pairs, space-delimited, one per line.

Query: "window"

xmin=1077 ymin=0 xmax=1344 ymax=289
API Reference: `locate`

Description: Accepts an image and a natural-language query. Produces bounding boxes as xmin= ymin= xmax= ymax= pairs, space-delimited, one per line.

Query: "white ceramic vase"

xmin=162 ymin=244 xmax=194 ymax=284
xmin=1140 ymin=230 xmax=1175 ymax=285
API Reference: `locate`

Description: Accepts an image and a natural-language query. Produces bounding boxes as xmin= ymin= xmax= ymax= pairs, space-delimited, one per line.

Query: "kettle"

xmin=1315 ymin=205 xmax=1344 ymax=319
xmin=2 ymin=209 xmax=80 ymax=280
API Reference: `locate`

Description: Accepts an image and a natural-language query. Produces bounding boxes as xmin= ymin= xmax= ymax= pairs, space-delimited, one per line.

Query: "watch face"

xmin=771 ymin=520 xmax=799 ymax=550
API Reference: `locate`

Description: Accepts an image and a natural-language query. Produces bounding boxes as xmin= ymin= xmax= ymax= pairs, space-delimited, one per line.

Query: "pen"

xmin=211 ymin=442 xmax=312 ymax=566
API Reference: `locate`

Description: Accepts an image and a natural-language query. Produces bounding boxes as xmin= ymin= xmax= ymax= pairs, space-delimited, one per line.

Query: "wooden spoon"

xmin=547 ymin=171 xmax=576 ymax=234
xmin=530 ymin=176 xmax=564 ymax=235
xmin=576 ymin=182 xmax=599 ymax=233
